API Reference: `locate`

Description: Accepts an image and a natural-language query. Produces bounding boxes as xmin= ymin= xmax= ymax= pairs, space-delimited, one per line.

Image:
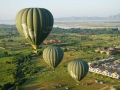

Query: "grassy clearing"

xmin=0 ymin=57 xmax=14 ymax=85
xmin=0 ymin=32 xmax=120 ymax=89
xmin=22 ymin=56 xmax=113 ymax=90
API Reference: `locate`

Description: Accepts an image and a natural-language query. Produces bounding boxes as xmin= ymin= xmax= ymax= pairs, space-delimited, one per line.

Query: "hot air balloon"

xmin=15 ymin=8 xmax=54 ymax=52
xmin=67 ymin=59 xmax=89 ymax=83
xmin=43 ymin=46 xmax=64 ymax=70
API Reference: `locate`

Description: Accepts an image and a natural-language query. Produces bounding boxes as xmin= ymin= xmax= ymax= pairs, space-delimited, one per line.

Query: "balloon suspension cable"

xmin=32 ymin=44 xmax=38 ymax=53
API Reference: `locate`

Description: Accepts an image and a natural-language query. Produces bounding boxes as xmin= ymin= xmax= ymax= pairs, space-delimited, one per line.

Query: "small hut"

xmin=100 ymin=50 xmax=106 ymax=54
xmin=50 ymin=39 xmax=56 ymax=43
xmin=114 ymin=45 xmax=120 ymax=52
xmin=43 ymin=41 xmax=49 ymax=45
xmin=106 ymin=47 xmax=116 ymax=55
xmin=106 ymin=50 xmax=113 ymax=55
xmin=58 ymin=40 xmax=62 ymax=43
xmin=95 ymin=48 xmax=101 ymax=53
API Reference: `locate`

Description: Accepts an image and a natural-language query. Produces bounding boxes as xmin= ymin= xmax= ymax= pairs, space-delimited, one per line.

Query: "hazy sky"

xmin=0 ymin=0 xmax=120 ymax=20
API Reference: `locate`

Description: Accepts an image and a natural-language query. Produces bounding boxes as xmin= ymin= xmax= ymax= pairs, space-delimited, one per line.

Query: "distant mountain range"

xmin=54 ymin=14 xmax=120 ymax=21
xmin=0 ymin=14 xmax=120 ymax=24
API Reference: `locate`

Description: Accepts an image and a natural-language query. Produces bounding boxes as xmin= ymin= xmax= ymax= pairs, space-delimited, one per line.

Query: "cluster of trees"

xmin=51 ymin=27 xmax=120 ymax=35
xmin=0 ymin=24 xmax=19 ymax=39
xmin=1 ymin=54 xmax=40 ymax=90
xmin=0 ymin=24 xmax=16 ymax=31
xmin=0 ymin=24 xmax=119 ymax=41
xmin=113 ymin=85 xmax=120 ymax=90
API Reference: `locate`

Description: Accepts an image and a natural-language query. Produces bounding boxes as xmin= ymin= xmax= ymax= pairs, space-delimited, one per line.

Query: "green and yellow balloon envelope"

xmin=67 ymin=59 xmax=89 ymax=83
xmin=15 ymin=8 xmax=54 ymax=50
xmin=43 ymin=46 xmax=64 ymax=70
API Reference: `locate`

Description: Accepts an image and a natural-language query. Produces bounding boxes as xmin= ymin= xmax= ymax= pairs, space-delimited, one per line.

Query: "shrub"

xmin=113 ymin=86 xmax=120 ymax=90
xmin=1 ymin=82 xmax=14 ymax=90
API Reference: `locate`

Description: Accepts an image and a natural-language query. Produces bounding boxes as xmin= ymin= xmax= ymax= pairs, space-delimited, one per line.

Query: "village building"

xmin=99 ymin=59 xmax=107 ymax=63
xmin=108 ymin=47 xmax=116 ymax=52
xmin=102 ymin=62 xmax=114 ymax=69
xmin=100 ymin=50 xmax=106 ymax=54
xmin=101 ymin=69 xmax=112 ymax=77
xmin=114 ymin=45 xmax=120 ymax=52
xmin=111 ymin=72 xmax=120 ymax=79
xmin=58 ymin=40 xmax=62 ymax=43
xmin=106 ymin=50 xmax=113 ymax=55
xmin=50 ymin=39 xmax=56 ymax=43
xmin=88 ymin=56 xmax=120 ymax=79
xmin=88 ymin=62 xmax=92 ymax=66
xmin=108 ymin=56 xmax=116 ymax=60
xmin=113 ymin=59 xmax=120 ymax=64
xmin=95 ymin=48 xmax=101 ymax=53
xmin=94 ymin=67 xmax=104 ymax=74
xmin=43 ymin=41 xmax=49 ymax=45
xmin=89 ymin=68 xmax=95 ymax=72
xmin=94 ymin=45 xmax=120 ymax=55
xmin=112 ymin=64 xmax=120 ymax=70
xmin=106 ymin=47 xmax=116 ymax=55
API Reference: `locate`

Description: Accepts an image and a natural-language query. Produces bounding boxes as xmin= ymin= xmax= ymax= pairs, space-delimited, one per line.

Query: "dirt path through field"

xmin=100 ymin=84 xmax=120 ymax=90
xmin=100 ymin=85 xmax=109 ymax=90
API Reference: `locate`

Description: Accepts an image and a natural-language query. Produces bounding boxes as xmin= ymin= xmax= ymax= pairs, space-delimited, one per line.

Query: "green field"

xmin=22 ymin=56 xmax=119 ymax=90
xmin=0 ymin=24 xmax=120 ymax=90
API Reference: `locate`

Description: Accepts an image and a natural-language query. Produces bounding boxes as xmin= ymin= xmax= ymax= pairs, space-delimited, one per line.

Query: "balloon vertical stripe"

xmin=43 ymin=46 xmax=64 ymax=70
xmin=15 ymin=8 xmax=54 ymax=50
xmin=68 ymin=60 xmax=89 ymax=83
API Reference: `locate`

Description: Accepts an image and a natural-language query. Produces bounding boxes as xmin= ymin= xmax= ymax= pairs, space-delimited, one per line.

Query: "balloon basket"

xmin=33 ymin=50 xmax=38 ymax=54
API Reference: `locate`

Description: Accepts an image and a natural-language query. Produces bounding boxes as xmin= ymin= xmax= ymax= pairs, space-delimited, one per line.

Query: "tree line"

xmin=0 ymin=24 xmax=119 ymax=37
xmin=51 ymin=27 xmax=120 ymax=35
